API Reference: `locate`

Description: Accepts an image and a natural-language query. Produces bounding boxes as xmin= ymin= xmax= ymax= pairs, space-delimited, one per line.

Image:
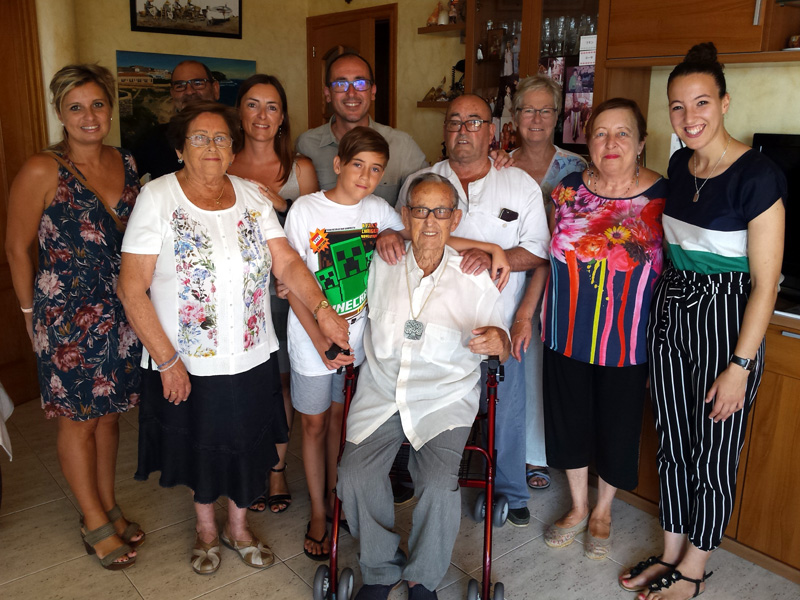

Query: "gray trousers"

xmin=338 ymin=412 xmax=470 ymax=591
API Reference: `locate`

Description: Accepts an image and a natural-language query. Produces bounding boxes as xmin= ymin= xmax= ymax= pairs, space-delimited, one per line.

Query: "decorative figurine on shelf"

xmin=438 ymin=3 xmax=450 ymax=25
xmin=476 ymin=43 xmax=484 ymax=62
xmin=426 ymin=2 xmax=440 ymax=26
xmin=449 ymin=1 xmax=458 ymax=24
xmin=502 ymin=41 xmax=514 ymax=76
xmin=512 ymin=35 xmax=520 ymax=74
xmin=449 ymin=59 xmax=465 ymax=99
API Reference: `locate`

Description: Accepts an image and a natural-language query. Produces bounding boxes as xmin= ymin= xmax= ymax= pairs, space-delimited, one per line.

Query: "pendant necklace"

xmin=692 ymin=136 xmax=731 ymax=203
xmin=404 ymin=254 xmax=445 ymax=340
xmin=183 ymin=171 xmax=226 ymax=207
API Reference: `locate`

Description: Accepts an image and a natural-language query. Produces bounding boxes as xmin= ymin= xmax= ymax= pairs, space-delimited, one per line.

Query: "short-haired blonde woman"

xmin=509 ymin=75 xmax=586 ymax=491
xmin=6 ymin=63 xmax=144 ymax=570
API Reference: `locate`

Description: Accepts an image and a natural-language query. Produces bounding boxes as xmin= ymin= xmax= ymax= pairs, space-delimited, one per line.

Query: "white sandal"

xmin=191 ymin=534 xmax=221 ymax=575
xmin=220 ymin=529 xmax=274 ymax=569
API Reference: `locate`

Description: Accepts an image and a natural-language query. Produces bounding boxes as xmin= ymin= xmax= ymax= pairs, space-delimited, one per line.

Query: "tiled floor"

xmin=1 ymin=400 xmax=798 ymax=600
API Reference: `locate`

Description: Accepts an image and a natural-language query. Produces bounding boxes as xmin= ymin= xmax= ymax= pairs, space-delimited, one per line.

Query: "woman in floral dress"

xmin=539 ymin=98 xmax=666 ymax=560
xmin=6 ymin=64 xmax=143 ymax=570
xmin=117 ymin=101 xmax=350 ymax=575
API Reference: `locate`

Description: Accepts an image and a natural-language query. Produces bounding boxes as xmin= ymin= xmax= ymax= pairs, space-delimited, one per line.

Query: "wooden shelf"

xmin=603 ymin=50 xmax=800 ymax=68
xmin=417 ymin=101 xmax=451 ymax=109
xmin=417 ymin=23 xmax=466 ymax=36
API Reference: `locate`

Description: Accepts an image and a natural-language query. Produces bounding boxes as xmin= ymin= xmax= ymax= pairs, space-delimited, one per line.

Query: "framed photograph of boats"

xmin=130 ymin=0 xmax=242 ymax=39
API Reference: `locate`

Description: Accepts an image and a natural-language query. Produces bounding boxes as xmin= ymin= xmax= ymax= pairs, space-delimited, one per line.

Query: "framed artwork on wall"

xmin=116 ymin=50 xmax=255 ymax=152
xmin=130 ymin=0 xmax=242 ymax=39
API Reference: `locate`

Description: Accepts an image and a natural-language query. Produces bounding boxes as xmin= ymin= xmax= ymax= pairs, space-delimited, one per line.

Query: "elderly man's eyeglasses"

xmin=407 ymin=206 xmax=456 ymax=220
xmin=329 ymin=78 xmax=373 ymax=93
xmin=516 ymin=107 xmax=557 ymax=119
xmin=171 ymin=78 xmax=211 ymax=92
xmin=445 ymin=119 xmax=490 ymax=132
xmin=185 ymin=134 xmax=232 ymax=148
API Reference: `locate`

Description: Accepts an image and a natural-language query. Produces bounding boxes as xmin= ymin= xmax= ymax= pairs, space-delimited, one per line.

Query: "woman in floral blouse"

xmin=117 ymin=101 xmax=350 ymax=575
xmin=6 ymin=64 xmax=143 ymax=570
xmin=539 ymin=98 xmax=666 ymax=560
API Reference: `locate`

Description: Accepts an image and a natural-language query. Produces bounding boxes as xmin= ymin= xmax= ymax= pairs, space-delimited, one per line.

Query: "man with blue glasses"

xmin=134 ymin=60 xmax=220 ymax=181
xmin=297 ymin=51 xmax=428 ymax=207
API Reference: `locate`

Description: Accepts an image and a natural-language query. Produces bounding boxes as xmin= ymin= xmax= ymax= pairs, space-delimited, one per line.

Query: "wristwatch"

xmin=730 ymin=354 xmax=756 ymax=372
xmin=313 ymin=299 xmax=331 ymax=320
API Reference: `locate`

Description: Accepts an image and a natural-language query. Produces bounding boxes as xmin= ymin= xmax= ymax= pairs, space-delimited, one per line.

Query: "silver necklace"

xmin=692 ymin=136 xmax=731 ymax=203
xmin=404 ymin=254 xmax=445 ymax=340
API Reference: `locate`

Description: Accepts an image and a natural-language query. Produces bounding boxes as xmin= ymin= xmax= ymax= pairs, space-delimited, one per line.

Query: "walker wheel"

xmin=492 ymin=494 xmax=509 ymax=527
xmin=492 ymin=582 xmax=504 ymax=600
xmin=472 ymin=492 xmax=486 ymax=522
xmin=313 ymin=564 xmax=330 ymax=600
xmin=338 ymin=567 xmax=354 ymax=600
xmin=466 ymin=578 xmax=480 ymax=600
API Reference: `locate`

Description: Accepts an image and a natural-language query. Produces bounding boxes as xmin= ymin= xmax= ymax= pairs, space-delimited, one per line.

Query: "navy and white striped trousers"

xmin=647 ymin=266 xmax=764 ymax=551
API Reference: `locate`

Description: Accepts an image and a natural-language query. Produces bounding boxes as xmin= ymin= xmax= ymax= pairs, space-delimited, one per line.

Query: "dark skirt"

xmin=135 ymin=355 xmax=288 ymax=508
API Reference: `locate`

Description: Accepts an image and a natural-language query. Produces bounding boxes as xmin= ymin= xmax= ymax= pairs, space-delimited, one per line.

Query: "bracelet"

xmin=20 ymin=306 xmax=34 ymax=314
xmin=156 ymin=351 xmax=178 ymax=370
xmin=313 ymin=299 xmax=331 ymax=320
xmin=512 ymin=318 xmax=530 ymax=324
xmin=157 ymin=354 xmax=180 ymax=373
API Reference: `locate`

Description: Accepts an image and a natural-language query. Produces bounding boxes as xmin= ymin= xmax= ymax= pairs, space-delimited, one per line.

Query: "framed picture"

xmin=130 ymin=1 xmax=242 ymax=39
xmin=116 ymin=50 xmax=256 ymax=152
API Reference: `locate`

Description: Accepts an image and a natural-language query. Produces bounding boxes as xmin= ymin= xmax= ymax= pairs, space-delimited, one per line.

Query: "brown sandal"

xmin=81 ymin=521 xmax=136 ymax=570
xmin=191 ymin=534 xmax=221 ymax=575
xmin=107 ymin=504 xmax=146 ymax=548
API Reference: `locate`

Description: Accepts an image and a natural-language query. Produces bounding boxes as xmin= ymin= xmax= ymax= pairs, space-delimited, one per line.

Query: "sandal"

xmin=267 ymin=464 xmax=293 ymax=513
xmin=106 ymin=504 xmax=145 ymax=548
xmin=220 ymin=528 xmax=274 ymax=569
xmin=526 ymin=467 xmax=551 ymax=490
xmin=619 ymin=555 xmax=677 ymax=592
xmin=647 ymin=569 xmax=713 ymax=598
xmin=81 ymin=521 xmax=136 ymax=570
xmin=303 ymin=521 xmax=330 ymax=561
xmin=191 ymin=534 xmax=221 ymax=575
xmin=247 ymin=494 xmax=268 ymax=513
xmin=544 ymin=512 xmax=589 ymax=548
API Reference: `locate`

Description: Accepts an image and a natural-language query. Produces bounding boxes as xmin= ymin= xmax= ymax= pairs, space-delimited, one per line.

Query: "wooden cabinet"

xmin=736 ymin=323 xmax=800 ymax=570
xmin=605 ymin=0 xmax=800 ymax=59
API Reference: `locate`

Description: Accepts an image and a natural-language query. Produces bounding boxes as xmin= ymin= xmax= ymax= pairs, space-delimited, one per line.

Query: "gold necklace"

xmin=587 ymin=165 xmax=637 ymax=198
xmin=692 ymin=136 xmax=731 ymax=203
xmin=182 ymin=171 xmax=227 ymax=207
xmin=403 ymin=253 xmax=446 ymax=340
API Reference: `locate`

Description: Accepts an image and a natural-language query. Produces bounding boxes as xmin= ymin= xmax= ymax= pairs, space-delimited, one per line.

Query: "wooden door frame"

xmin=306 ymin=3 xmax=398 ymax=129
xmin=0 ymin=0 xmax=47 ymax=404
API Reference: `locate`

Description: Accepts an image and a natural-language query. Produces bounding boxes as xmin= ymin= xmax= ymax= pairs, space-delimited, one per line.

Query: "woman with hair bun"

xmin=620 ymin=43 xmax=786 ymax=600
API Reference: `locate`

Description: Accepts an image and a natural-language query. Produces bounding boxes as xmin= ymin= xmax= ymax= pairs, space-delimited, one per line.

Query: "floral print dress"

xmin=33 ymin=149 xmax=142 ymax=420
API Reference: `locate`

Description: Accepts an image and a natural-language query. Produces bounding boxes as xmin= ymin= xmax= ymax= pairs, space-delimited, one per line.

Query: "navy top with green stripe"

xmin=664 ymin=147 xmax=786 ymax=275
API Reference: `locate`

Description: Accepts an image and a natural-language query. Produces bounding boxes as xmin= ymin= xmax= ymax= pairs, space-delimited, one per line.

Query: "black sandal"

xmin=267 ymin=464 xmax=292 ymax=513
xmin=647 ymin=569 xmax=714 ymax=598
xmin=619 ymin=555 xmax=677 ymax=592
xmin=303 ymin=522 xmax=329 ymax=561
xmin=247 ymin=494 xmax=268 ymax=513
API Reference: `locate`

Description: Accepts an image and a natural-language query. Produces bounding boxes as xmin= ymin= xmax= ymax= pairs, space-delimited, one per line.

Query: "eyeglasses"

xmin=444 ymin=119 xmax=491 ymax=132
xmin=171 ymin=78 xmax=211 ymax=92
xmin=185 ymin=134 xmax=232 ymax=148
xmin=407 ymin=205 xmax=456 ymax=220
xmin=516 ymin=107 xmax=558 ymax=119
xmin=329 ymin=78 xmax=373 ymax=93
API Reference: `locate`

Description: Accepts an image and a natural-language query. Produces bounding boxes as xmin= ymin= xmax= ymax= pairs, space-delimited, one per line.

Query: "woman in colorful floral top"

xmin=539 ymin=98 xmax=666 ymax=560
xmin=6 ymin=64 xmax=143 ymax=570
xmin=509 ymin=75 xmax=587 ymax=492
xmin=117 ymin=102 xmax=350 ymax=575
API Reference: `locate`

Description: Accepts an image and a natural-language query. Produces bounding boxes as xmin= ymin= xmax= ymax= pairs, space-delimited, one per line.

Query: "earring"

xmin=636 ymin=154 xmax=641 ymax=185
xmin=277 ymin=125 xmax=282 ymax=139
xmin=178 ymin=157 xmax=183 ymax=164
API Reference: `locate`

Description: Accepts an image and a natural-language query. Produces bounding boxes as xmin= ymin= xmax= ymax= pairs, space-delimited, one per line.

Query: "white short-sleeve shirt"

xmin=283 ymin=191 xmax=404 ymax=376
xmin=121 ymin=173 xmax=286 ymax=376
